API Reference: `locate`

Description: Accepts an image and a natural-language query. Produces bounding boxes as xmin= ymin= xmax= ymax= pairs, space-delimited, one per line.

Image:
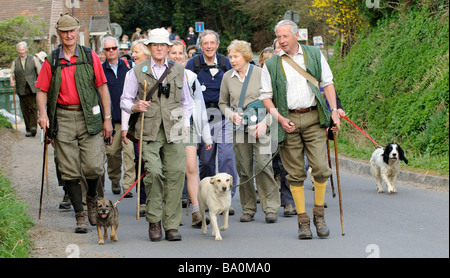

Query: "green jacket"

xmin=46 ymin=45 xmax=103 ymax=138
xmin=14 ymin=55 xmax=39 ymax=96
xmin=264 ymin=44 xmax=331 ymax=143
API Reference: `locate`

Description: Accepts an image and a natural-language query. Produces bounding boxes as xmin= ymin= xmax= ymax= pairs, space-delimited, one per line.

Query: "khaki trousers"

xmin=234 ymin=131 xmax=280 ymax=215
xmin=55 ymin=108 xmax=106 ymax=181
xmin=280 ymin=109 xmax=331 ymax=187
xmin=143 ymin=128 xmax=186 ymax=230
xmin=105 ymin=123 xmax=135 ymax=190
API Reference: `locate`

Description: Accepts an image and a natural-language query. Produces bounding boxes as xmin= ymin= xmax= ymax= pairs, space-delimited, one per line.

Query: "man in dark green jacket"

xmin=261 ymin=19 xmax=340 ymax=240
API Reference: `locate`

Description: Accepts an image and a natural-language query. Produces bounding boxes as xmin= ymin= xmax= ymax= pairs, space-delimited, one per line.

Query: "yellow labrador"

xmin=198 ymin=173 xmax=233 ymax=241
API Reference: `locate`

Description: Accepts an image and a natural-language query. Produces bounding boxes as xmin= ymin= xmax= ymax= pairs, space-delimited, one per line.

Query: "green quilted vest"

xmin=264 ymin=44 xmax=331 ymax=144
xmin=46 ymin=45 xmax=102 ymax=138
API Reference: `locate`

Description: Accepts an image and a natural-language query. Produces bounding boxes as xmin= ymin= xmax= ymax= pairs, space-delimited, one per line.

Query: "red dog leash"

xmin=115 ymin=172 xmax=146 ymax=205
xmin=340 ymin=115 xmax=382 ymax=147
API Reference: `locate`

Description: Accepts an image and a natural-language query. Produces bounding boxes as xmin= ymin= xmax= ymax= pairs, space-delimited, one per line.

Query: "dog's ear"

xmin=228 ymin=174 xmax=233 ymax=186
xmin=397 ymin=145 xmax=408 ymax=164
xmin=382 ymin=145 xmax=391 ymax=164
xmin=109 ymin=200 xmax=114 ymax=207
xmin=210 ymin=177 xmax=215 ymax=184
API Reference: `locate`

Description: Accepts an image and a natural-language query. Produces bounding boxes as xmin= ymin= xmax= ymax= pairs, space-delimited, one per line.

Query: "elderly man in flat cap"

xmin=121 ymin=28 xmax=193 ymax=241
xmin=36 ymin=13 xmax=113 ymax=233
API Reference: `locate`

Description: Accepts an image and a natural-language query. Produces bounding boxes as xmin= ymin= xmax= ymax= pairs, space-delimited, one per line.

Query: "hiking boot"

xmin=313 ymin=205 xmax=330 ymax=238
xmin=265 ymin=212 xmax=278 ymax=223
xmin=75 ymin=211 xmax=89 ymax=233
xmin=297 ymin=213 xmax=312 ymax=239
xmin=192 ymin=211 xmax=209 ymax=227
xmin=139 ymin=204 xmax=146 ymax=217
xmin=149 ymin=221 xmax=162 ymax=242
xmin=59 ymin=192 xmax=71 ymax=210
xmin=86 ymin=195 xmax=97 ymax=226
xmin=240 ymin=214 xmax=254 ymax=222
xmin=283 ymin=204 xmax=297 ymax=216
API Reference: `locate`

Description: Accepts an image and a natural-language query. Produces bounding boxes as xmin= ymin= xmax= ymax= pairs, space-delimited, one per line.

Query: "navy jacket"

xmin=185 ymin=53 xmax=231 ymax=104
xmin=102 ymin=59 xmax=132 ymax=124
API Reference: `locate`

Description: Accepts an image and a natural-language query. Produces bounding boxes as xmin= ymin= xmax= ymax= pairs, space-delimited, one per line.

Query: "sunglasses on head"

xmin=104 ymin=46 xmax=118 ymax=52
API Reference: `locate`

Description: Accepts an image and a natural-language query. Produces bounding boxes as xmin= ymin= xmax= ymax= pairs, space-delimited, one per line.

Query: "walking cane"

xmin=332 ymin=129 xmax=345 ymax=236
xmin=11 ymin=75 xmax=18 ymax=138
xmin=136 ymin=80 xmax=148 ymax=220
xmin=326 ymin=137 xmax=336 ymax=198
xmin=39 ymin=132 xmax=48 ymax=220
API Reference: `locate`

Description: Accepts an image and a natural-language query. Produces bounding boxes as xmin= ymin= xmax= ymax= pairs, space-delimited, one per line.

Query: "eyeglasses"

xmin=104 ymin=46 xmax=118 ymax=52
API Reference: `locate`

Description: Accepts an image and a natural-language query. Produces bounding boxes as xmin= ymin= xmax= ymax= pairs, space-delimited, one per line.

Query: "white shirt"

xmin=260 ymin=43 xmax=334 ymax=110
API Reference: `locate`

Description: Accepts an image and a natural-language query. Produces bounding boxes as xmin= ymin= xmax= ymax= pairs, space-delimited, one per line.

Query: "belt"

xmin=289 ymin=106 xmax=317 ymax=114
xmin=56 ymin=103 xmax=82 ymax=111
xmin=205 ymin=102 xmax=219 ymax=109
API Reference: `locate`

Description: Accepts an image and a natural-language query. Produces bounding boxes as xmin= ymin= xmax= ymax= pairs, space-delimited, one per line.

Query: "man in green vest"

xmin=36 ymin=13 xmax=113 ymax=233
xmin=10 ymin=41 xmax=41 ymax=137
xmin=120 ymin=28 xmax=193 ymax=241
xmin=261 ymin=19 xmax=341 ymax=240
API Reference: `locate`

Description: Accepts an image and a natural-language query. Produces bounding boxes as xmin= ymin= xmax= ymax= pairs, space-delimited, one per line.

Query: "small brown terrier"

xmin=96 ymin=200 xmax=119 ymax=245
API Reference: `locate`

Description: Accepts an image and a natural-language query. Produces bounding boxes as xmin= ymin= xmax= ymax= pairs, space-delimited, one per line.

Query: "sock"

xmin=314 ymin=180 xmax=327 ymax=207
xmin=290 ymin=185 xmax=305 ymax=214
xmin=192 ymin=204 xmax=199 ymax=213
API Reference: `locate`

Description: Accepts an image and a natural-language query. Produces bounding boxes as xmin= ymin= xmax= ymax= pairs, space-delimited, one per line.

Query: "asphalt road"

xmin=4 ymin=124 xmax=448 ymax=261
xmin=90 ymin=171 xmax=448 ymax=259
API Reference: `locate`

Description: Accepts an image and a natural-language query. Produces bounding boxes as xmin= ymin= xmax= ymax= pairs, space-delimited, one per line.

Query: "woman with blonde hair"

xmin=219 ymin=40 xmax=280 ymax=223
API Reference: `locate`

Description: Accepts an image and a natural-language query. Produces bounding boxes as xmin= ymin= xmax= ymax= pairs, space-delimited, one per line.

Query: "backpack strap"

xmin=50 ymin=45 xmax=94 ymax=75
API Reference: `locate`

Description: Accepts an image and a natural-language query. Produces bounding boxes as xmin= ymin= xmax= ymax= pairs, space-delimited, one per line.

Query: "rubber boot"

xmin=86 ymin=178 xmax=99 ymax=226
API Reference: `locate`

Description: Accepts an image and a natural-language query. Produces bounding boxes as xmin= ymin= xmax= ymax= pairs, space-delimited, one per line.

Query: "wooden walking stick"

xmin=11 ymin=74 xmax=18 ymax=138
xmin=136 ymin=80 xmax=148 ymax=220
xmin=39 ymin=132 xmax=48 ymax=220
xmin=332 ymin=129 xmax=345 ymax=236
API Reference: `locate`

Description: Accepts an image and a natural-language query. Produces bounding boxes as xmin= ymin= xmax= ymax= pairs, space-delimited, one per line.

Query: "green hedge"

xmin=330 ymin=6 xmax=449 ymax=174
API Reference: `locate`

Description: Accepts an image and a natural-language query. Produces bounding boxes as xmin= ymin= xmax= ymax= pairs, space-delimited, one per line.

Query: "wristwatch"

xmin=331 ymin=108 xmax=338 ymax=112
xmin=105 ymin=115 xmax=112 ymax=120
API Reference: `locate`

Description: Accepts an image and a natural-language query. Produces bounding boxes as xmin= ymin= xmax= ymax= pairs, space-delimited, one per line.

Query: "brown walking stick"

xmin=332 ymin=130 xmax=345 ymax=236
xmin=12 ymin=74 xmax=18 ymax=138
xmin=136 ymin=80 xmax=148 ymax=220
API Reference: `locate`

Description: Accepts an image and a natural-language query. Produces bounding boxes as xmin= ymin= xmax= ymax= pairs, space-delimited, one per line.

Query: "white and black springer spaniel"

xmin=370 ymin=143 xmax=408 ymax=193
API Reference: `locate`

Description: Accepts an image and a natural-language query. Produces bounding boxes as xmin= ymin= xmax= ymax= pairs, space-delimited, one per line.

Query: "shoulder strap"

xmin=218 ymin=54 xmax=228 ymax=73
xmin=281 ymin=55 xmax=319 ymax=89
xmin=50 ymin=45 xmax=93 ymax=75
xmin=237 ymin=64 xmax=254 ymax=110
xmin=193 ymin=55 xmax=201 ymax=74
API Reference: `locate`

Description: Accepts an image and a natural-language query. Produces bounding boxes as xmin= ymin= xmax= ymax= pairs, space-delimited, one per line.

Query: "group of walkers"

xmin=13 ymin=12 xmax=343 ymax=241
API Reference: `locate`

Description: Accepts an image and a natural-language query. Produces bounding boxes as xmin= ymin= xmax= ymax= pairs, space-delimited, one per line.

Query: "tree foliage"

xmin=0 ymin=15 xmax=47 ymax=67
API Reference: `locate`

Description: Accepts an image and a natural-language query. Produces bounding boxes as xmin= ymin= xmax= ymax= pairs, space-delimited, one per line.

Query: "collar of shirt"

xmin=58 ymin=45 xmax=79 ymax=62
xmin=230 ymin=63 xmax=250 ymax=83
xmin=108 ymin=60 xmax=119 ymax=77
xmin=279 ymin=43 xmax=303 ymax=58
xmin=150 ymin=56 xmax=169 ymax=79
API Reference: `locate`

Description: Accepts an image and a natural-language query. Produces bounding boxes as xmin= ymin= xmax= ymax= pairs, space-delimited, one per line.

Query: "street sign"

xmin=313 ymin=36 xmax=324 ymax=48
xmin=110 ymin=23 xmax=122 ymax=38
xmin=195 ymin=22 xmax=204 ymax=33
xmin=298 ymin=29 xmax=308 ymax=41
xmin=284 ymin=10 xmax=300 ymax=23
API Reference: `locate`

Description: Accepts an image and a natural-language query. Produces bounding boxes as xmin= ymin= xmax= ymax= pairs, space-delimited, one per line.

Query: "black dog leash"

xmin=231 ymin=147 xmax=280 ymax=189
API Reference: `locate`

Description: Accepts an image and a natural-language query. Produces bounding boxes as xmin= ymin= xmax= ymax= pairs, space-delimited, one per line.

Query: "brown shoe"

xmin=75 ymin=211 xmax=89 ymax=233
xmin=165 ymin=229 xmax=182 ymax=241
xmin=240 ymin=214 xmax=254 ymax=222
xmin=265 ymin=212 xmax=278 ymax=223
xmin=148 ymin=221 xmax=162 ymax=242
xmin=297 ymin=213 xmax=312 ymax=239
xmin=313 ymin=205 xmax=330 ymax=238
xmin=192 ymin=211 xmax=209 ymax=227
xmin=283 ymin=204 xmax=297 ymax=216
xmin=86 ymin=195 xmax=97 ymax=226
